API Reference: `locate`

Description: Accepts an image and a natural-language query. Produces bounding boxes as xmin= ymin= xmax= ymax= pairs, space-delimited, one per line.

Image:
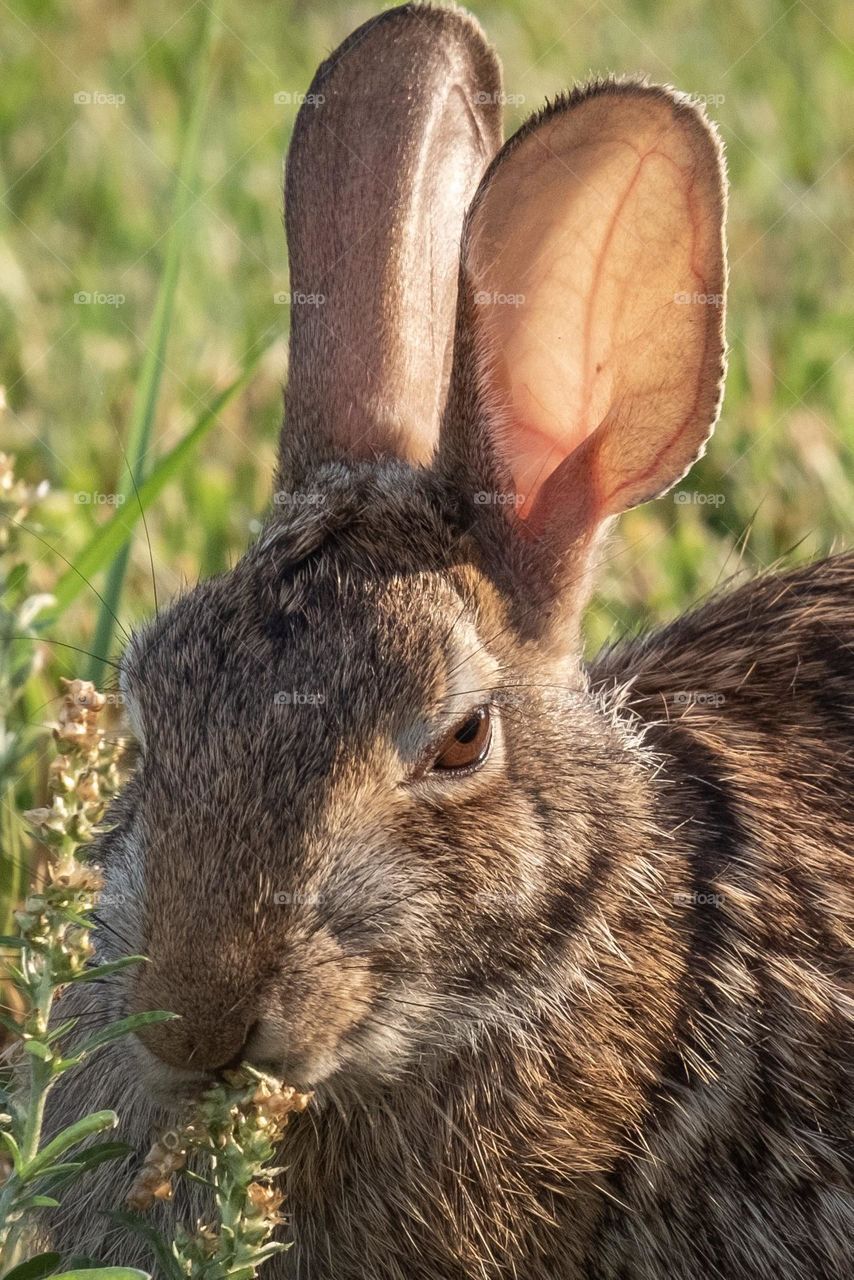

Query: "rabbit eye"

xmin=432 ymin=707 xmax=492 ymax=774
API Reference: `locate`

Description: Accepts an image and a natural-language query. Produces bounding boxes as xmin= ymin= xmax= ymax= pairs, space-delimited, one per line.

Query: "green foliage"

xmin=87 ymin=0 xmax=220 ymax=685
xmin=0 ymin=680 xmax=173 ymax=1276
xmin=0 ymin=0 xmax=848 ymax=657
xmin=0 ymin=682 xmax=307 ymax=1277
xmin=121 ymin=1068 xmax=310 ymax=1280
xmin=0 ymin=460 xmax=53 ymax=935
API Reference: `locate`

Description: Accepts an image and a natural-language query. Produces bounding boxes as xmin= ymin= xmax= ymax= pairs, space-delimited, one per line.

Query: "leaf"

xmin=0 ymin=1251 xmax=62 ymax=1280
xmin=104 ymin=1212 xmax=183 ymax=1280
xmin=59 ymin=910 xmax=96 ymax=930
xmin=45 ymin=1019 xmax=80 ymax=1044
xmin=241 ymin=1242 xmax=287 ymax=1265
xmin=72 ymin=1010 xmax=177 ymax=1060
xmin=17 ymin=1194 xmax=61 ymax=1209
xmin=178 ymin=1167 xmax=216 ymax=1191
xmin=50 ymin=1270 xmax=150 ymax=1280
xmin=64 ymin=1140 xmax=132 ymax=1172
xmin=21 ymin=1161 xmax=85 ymax=1181
xmin=68 ymin=956 xmax=147 ymax=984
xmin=20 ymin=1111 xmax=117 ymax=1182
xmin=0 ymin=935 xmax=26 ymax=948
xmin=42 ymin=1142 xmax=132 ymax=1191
xmin=50 ymin=351 xmax=270 ymax=622
xmin=0 ymin=1127 xmax=22 ymax=1168
xmin=23 ymin=1039 xmax=53 ymax=1061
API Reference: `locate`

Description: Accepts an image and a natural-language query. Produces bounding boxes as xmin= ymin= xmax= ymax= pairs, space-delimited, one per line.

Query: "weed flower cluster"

xmin=1 ymin=676 xmax=311 ymax=1280
xmin=0 ymin=679 xmax=134 ymax=1276
xmin=127 ymin=1069 xmax=311 ymax=1280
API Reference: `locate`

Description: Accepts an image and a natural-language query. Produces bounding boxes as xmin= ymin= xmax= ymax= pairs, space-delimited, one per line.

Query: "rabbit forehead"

xmin=120 ymin=530 xmax=506 ymax=790
xmin=123 ymin=465 xmax=504 ymax=711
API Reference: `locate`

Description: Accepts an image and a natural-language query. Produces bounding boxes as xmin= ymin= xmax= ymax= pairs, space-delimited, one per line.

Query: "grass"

xmin=0 ymin=0 xmax=851 ymax=919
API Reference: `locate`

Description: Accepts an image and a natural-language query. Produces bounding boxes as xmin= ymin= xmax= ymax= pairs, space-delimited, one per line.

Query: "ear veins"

xmin=516 ymin=140 xmax=673 ymax=526
xmin=577 ymin=140 xmax=650 ymax=462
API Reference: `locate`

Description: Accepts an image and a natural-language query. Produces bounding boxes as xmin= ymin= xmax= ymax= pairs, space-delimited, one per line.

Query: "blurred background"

xmin=0 ymin=0 xmax=852 ymax=921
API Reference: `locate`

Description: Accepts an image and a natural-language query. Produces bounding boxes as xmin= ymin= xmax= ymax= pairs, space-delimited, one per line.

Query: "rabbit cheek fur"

xmin=43 ymin=4 xmax=852 ymax=1279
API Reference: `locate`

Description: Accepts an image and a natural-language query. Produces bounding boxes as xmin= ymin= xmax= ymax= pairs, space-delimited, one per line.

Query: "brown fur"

xmin=44 ymin=6 xmax=852 ymax=1278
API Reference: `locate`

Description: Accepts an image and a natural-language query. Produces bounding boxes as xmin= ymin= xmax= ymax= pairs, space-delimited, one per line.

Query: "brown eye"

xmin=432 ymin=707 xmax=492 ymax=773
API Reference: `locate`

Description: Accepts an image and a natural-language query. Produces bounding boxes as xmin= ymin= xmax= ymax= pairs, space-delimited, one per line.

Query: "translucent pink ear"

xmin=450 ymin=82 xmax=727 ymax=538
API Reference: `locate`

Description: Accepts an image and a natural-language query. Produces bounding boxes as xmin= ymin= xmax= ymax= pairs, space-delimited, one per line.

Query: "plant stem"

xmin=0 ymin=931 xmax=58 ymax=1271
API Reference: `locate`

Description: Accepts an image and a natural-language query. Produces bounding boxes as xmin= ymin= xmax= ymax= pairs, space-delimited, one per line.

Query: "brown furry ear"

xmin=281 ymin=3 xmax=503 ymax=482
xmin=440 ymin=81 xmax=727 ymax=548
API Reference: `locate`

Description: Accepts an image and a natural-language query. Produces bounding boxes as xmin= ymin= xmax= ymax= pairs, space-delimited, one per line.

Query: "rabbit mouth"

xmin=130 ymin=1012 xmax=374 ymax=1108
xmin=130 ymin=1037 xmax=212 ymax=1114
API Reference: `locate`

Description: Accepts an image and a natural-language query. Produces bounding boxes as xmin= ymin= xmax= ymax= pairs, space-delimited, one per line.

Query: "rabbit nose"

xmin=131 ymin=983 xmax=259 ymax=1074
xmin=142 ymin=1017 xmax=254 ymax=1074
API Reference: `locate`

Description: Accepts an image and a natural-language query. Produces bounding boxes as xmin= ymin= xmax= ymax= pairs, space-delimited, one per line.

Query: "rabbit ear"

xmin=441 ymin=81 xmax=727 ymax=546
xmin=281 ymin=5 xmax=503 ymax=479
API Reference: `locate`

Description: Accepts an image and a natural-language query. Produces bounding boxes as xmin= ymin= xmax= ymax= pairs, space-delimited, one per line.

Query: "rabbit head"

xmin=99 ymin=4 xmax=727 ymax=1105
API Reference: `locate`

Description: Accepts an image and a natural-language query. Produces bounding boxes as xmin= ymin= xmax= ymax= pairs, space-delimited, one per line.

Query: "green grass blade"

xmin=51 ymin=1264 xmax=150 ymax=1274
xmin=87 ymin=0 xmax=220 ymax=683
xmin=50 ymin=349 xmax=271 ymax=618
xmin=0 ymin=779 xmax=26 ymax=935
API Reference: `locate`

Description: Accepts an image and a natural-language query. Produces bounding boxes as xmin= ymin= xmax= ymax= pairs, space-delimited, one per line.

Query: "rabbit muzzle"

xmin=128 ymin=919 xmax=377 ymax=1091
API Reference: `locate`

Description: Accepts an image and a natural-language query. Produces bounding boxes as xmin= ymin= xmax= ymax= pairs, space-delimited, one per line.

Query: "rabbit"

xmin=43 ymin=4 xmax=853 ymax=1279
